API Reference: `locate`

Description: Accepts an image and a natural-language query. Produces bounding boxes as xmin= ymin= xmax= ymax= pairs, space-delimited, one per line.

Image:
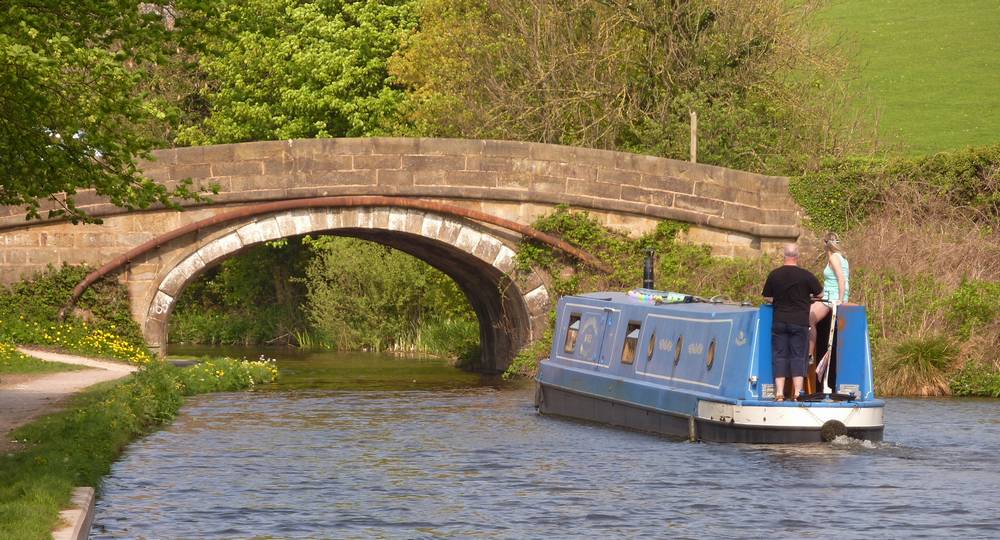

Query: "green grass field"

xmin=821 ymin=0 xmax=1000 ymax=155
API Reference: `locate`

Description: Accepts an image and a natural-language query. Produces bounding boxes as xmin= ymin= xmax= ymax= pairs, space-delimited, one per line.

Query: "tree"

xmin=390 ymin=0 xmax=871 ymax=174
xmin=0 ymin=1 xmax=212 ymax=222
xmin=176 ymin=0 xmax=418 ymax=144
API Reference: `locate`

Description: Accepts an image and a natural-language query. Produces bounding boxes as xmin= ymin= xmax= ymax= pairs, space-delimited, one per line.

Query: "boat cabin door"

xmin=572 ymin=307 xmax=619 ymax=367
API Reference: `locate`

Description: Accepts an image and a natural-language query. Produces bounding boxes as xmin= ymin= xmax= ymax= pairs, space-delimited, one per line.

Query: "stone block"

xmin=210 ymin=160 xmax=263 ymax=178
xmin=446 ymin=171 xmax=498 ymax=188
xmin=3 ymin=250 xmax=27 ymax=264
xmin=199 ymin=144 xmax=237 ymax=163
xmin=573 ymin=148 xmax=619 ymax=169
xmin=262 ymin=158 xmax=294 ymax=175
xmin=483 ymin=139 xmax=531 ymax=158
xmin=454 ymin=226 xmax=483 ymax=253
xmin=696 ymin=182 xmax=759 ymax=206
xmin=298 ymin=155 xmax=354 ymax=173
xmin=418 ymin=138 xmax=484 ymax=156
xmin=147 ymin=290 xmax=175 ymax=321
xmin=641 ymin=174 xmax=693 ymax=194
xmin=354 ymin=154 xmax=402 ymax=170
xmin=387 ymin=208 xmax=408 ymax=231
xmin=466 ymin=156 xmax=516 ymax=173
xmin=412 ymin=170 xmax=448 ymax=186
xmin=722 ymin=203 xmax=759 ymax=223
xmin=315 ymin=138 xmax=373 ymax=156
xmin=370 ymin=207 xmax=391 ymax=229
xmin=497 ymin=173 xmax=532 ymax=189
xmin=377 ymin=170 xmax=414 ymax=187
xmin=529 ymin=143 xmax=576 ymax=163
xmin=195 ymin=231 xmax=243 ymax=265
xmin=402 ymin=155 xmax=466 ymax=172
xmin=421 ymin=214 xmax=444 ymax=238
xmin=370 ymin=137 xmax=418 ymax=155
xmin=622 ymin=186 xmax=674 ymax=207
xmin=473 ymin=234 xmax=503 ymax=263
xmin=567 ymin=179 xmax=621 ymax=199
xmin=674 ymin=194 xmax=724 ymax=216
xmin=233 ymin=140 xmax=291 ymax=161
xmin=356 ymin=207 xmax=376 ymax=229
xmin=493 ymin=245 xmax=517 ymax=274
xmin=597 ymin=168 xmax=641 ymax=186
xmin=523 ymin=284 xmax=551 ymax=316
xmin=528 ymin=176 xmax=567 ymax=194
xmin=437 ymin=218 xmax=464 ymax=244
xmin=324 ymin=170 xmax=377 ymax=186
xmin=159 ymin=252 xmax=206 ymax=297
xmin=172 ymin=163 xmax=212 ymax=180
xmin=615 ymin=152 xmax=667 ymax=175
xmin=275 ymin=211 xmax=314 ymax=237
xmin=405 ymin=210 xmax=425 ymax=233
xmin=2 ymin=233 xmax=40 ymax=247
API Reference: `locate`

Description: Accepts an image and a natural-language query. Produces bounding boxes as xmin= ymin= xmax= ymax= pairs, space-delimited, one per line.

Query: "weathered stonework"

xmin=0 ymin=137 xmax=803 ymax=370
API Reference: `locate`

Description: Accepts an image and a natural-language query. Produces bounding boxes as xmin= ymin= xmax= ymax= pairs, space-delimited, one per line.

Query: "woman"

xmin=809 ymin=232 xmax=850 ymax=360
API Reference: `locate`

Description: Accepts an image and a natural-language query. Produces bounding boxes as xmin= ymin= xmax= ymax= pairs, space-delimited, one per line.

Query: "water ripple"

xmin=92 ymin=387 xmax=1000 ymax=539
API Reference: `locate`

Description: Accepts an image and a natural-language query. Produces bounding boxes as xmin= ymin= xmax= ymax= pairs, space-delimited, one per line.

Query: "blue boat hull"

xmin=536 ymin=382 xmax=884 ymax=444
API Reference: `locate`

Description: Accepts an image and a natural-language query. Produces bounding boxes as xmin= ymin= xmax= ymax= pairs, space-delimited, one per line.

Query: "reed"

xmin=876 ymin=335 xmax=956 ymax=396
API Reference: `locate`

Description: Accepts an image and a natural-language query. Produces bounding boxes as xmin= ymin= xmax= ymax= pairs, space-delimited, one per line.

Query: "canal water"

xmin=91 ymin=347 xmax=1000 ymax=539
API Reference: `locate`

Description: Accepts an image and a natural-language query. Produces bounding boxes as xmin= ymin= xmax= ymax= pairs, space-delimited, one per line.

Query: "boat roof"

xmin=571 ymin=290 xmax=760 ymax=314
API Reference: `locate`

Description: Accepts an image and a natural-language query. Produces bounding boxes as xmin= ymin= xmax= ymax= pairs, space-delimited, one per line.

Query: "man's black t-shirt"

xmin=762 ymin=265 xmax=822 ymax=327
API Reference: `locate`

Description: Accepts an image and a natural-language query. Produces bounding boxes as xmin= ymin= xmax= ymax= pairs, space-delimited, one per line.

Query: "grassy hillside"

xmin=821 ymin=0 xmax=1000 ymax=154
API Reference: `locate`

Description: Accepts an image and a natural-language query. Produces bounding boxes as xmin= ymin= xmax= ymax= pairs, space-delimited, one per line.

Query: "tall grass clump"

xmin=876 ymin=335 xmax=957 ymax=396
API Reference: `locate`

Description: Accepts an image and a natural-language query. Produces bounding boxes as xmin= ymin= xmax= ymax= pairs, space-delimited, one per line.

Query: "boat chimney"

xmin=643 ymin=249 xmax=655 ymax=289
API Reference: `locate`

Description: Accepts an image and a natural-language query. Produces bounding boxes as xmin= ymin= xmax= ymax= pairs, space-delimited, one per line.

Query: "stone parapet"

xmin=0 ymin=138 xmax=799 ymax=239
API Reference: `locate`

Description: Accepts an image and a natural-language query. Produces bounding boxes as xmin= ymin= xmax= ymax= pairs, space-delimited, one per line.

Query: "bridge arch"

xmin=142 ymin=204 xmax=552 ymax=372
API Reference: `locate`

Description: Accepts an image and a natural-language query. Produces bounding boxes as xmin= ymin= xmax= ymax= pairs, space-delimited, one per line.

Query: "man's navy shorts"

xmin=771 ymin=320 xmax=808 ymax=378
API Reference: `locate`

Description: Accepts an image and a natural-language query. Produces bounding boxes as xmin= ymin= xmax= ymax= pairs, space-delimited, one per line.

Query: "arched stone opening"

xmin=142 ymin=207 xmax=550 ymax=372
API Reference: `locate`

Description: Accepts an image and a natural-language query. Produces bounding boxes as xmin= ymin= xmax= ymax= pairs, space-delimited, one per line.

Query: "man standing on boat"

xmin=762 ymin=244 xmax=823 ymax=401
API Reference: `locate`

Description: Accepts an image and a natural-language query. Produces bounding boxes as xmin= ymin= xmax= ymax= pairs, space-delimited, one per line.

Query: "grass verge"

xmin=0 ymin=343 xmax=83 ymax=376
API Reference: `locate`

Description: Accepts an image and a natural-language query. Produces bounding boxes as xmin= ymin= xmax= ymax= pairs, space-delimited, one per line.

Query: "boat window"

xmin=674 ymin=335 xmax=683 ymax=365
xmin=647 ymin=331 xmax=656 ymax=362
xmin=706 ymin=339 xmax=717 ymax=369
xmin=563 ymin=314 xmax=581 ymax=353
xmin=621 ymin=322 xmax=641 ymax=364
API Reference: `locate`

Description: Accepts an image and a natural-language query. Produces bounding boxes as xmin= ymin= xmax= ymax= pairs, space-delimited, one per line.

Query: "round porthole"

xmin=674 ymin=335 xmax=683 ymax=365
xmin=647 ymin=332 xmax=656 ymax=361
xmin=706 ymin=339 xmax=717 ymax=369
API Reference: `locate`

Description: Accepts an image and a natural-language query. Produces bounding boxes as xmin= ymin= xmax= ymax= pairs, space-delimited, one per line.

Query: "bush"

xmin=790 ymin=144 xmax=1000 ymax=233
xmin=0 ymin=264 xmax=151 ymax=363
xmin=876 ymin=336 xmax=957 ymax=396
xmin=950 ymin=362 xmax=1000 ymax=398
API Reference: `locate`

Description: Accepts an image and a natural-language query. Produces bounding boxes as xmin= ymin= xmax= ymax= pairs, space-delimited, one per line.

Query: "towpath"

xmin=1 ymin=348 xmax=136 ymax=452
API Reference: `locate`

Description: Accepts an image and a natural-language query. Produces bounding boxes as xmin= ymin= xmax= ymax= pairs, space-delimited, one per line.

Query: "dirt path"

xmin=1 ymin=348 xmax=137 ymax=452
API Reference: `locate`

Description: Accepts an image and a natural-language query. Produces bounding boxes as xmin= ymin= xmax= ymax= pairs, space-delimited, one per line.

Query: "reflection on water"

xmin=92 ymin=348 xmax=1000 ymax=539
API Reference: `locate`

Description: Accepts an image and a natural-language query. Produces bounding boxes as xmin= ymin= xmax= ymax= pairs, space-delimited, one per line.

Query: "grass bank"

xmin=820 ymin=0 xmax=1000 ymax=154
xmin=0 ymin=357 xmax=277 ymax=540
xmin=0 ymin=343 xmax=82 ymax=376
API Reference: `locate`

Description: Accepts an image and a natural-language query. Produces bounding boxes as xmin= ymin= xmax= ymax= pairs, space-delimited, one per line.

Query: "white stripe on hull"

xmin=697 ymin=400 xmax=883 ymax=429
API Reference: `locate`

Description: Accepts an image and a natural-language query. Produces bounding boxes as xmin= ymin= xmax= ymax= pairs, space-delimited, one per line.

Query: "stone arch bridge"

xmin=0 ymin=138 xmax=799 ymax=371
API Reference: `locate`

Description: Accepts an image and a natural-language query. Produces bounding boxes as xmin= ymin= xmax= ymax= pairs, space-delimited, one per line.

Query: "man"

xmin=762 ymin=243 xmax=822 ymax=401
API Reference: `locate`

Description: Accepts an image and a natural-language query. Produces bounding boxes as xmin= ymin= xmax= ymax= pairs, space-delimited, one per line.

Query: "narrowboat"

xmin=535 ymin=284 xmax=885 ymax=444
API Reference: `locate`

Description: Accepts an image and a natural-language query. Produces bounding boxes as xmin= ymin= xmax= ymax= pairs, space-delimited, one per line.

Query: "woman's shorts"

xmin=771 ymin=321 xmax=808 ymax=378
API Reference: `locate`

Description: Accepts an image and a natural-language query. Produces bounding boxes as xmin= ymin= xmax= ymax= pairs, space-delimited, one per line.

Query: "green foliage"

xmin=946 ymin=279 xmax=1000 ymax=340
xmin=0 ymin=1 xmax=213 ymax=222
xmin=302 ymin=236 xmax=478 ymax=354
xmin=392 ymin=0 xmax=865 ymax=173
xmin=0 ymin=359 xmax=276 ymax=539
xmin=950 ymin=361 xmax=1000 ymax=398
xmin=0 ymin=264 xmax=151 ymax=363
xmin=790 ymin=145 xmax=1000 ymax=233
xmin=177 ymin=0 xmax=418 ymax=144
xmin=876 ymin=336 xmax=957 ymax=396
xmin=171 ymin=239 xmax=311 ymax=345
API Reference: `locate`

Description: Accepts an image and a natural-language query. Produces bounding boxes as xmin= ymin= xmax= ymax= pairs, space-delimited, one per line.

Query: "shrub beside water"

xmin=876 ymin=336 xmax=957 ymax=396
xmin=950 ymin=362 xmax=1000 ymax=398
